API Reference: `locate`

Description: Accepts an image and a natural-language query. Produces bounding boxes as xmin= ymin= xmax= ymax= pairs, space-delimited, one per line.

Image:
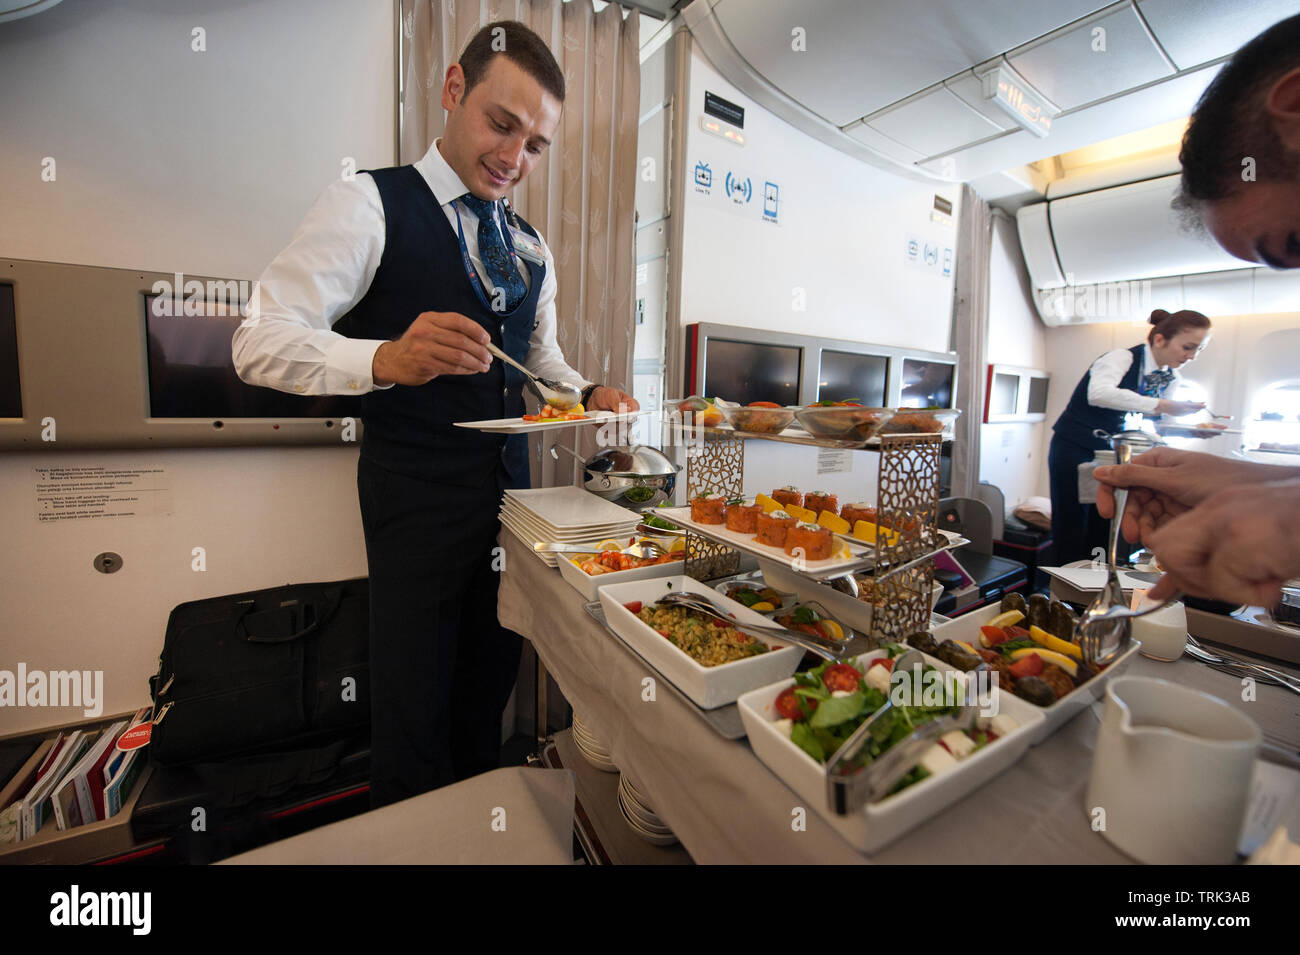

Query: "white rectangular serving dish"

xmin=657 ymin=505 xmax=870 ymax=578
xmin=557 ymin=547 xmax=684 ymax=602
xmin=737 ymin=651 xmax=1046 ymax=854
xmin=597 ymin=576 xmax=803 ymax=710
xmin=931 ymin=604 xmax=1142 ymax=745
xmin=756 ymin=557 xmax=943 ymax=633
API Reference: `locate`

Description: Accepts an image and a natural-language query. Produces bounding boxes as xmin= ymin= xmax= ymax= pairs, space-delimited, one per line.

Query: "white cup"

xmin=1133 ymin=600 xmax=1188 ymax=661
xmin=1086 ymin=676 xmax=1260 ymax=864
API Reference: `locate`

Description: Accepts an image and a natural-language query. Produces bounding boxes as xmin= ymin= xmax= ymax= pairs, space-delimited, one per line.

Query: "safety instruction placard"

xmin=35 ymin=466 xmax=172 ymax=522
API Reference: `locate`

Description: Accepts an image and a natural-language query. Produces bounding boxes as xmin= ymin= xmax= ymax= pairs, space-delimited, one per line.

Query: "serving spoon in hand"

xmin=485 ymin=340 xmax=583 ymax=411
xmin=1077 ymin=431 xmax=1180 ymax=666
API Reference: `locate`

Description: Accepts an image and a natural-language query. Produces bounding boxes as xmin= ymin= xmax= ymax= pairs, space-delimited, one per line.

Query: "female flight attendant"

xmin=1048 ymin=308 xmax=1212 ymax=566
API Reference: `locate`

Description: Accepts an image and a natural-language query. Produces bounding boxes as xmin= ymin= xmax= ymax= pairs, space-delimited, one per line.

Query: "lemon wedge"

xmin=822 ymin=619 xmax=845 ymax=641
xmin=988 ymin=609 xmax=1025 ymax=629
xmin=1029 ymin=625 xmax=1082 ymax=661
xmin=668 ymin=537 xmax=687 ymax=553
xmin=818 ymin=510 xmax=850 ymax=535
xmin=595 ymin=538 xmax=624 ymax=552
xmin=750 ymin=601 xmax=775 ymax=612
xmin=852 ymin=520 xmax=898 ymax=545
xmin=1009 ymin=647 xmax=1078 ymax=677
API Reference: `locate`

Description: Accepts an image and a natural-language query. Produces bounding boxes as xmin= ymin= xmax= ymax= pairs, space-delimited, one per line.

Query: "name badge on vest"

xmin=507 ymin=226 xmax=546 ymax=266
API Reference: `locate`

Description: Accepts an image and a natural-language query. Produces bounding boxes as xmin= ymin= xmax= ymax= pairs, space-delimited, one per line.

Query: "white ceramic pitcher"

xmin=1086 ymin=676 xmax=1261 ymax=864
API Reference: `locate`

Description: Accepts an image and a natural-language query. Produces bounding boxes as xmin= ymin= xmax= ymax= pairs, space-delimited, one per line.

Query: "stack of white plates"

xmin=500 ymin=487 xmax=640 ymax=567
xmin=571 ymin=714 xmax=618 ymax=773
xmin=617 ymin=773 xmax=678 ymax=846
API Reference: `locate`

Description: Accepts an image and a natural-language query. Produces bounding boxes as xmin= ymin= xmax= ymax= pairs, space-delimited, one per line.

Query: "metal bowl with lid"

xmin=580 ymin=445 xmax=681 ymax=507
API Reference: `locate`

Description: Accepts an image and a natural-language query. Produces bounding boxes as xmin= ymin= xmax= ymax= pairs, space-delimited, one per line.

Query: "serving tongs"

xmin=825 ymin=650 xmax=976 ymax=815
xmin=652 ymin=590 xmax=853 ymax=661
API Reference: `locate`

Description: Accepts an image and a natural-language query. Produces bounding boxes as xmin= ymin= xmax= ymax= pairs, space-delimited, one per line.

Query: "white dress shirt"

xmin=1086 ymin=344 xmax=1176 ymax=413
xmin=231 ymin=139 xmax=589 ymax=396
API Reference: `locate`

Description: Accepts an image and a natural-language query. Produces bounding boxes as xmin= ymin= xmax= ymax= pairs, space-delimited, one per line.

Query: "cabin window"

xmin=1245 ymin=380 xmax=1300 ymax=454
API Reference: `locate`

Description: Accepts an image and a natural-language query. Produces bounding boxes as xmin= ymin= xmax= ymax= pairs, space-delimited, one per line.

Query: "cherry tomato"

xmin=868 ymin=657 xmax=894 ymax=672
xmin=822 ymin=663 xmax=862 ymax=693
xmin=623 ymin=601 xmax=642 ymax=614
xmin=1006 ymin=626 xmax=1031 ymax=640
xmin=1009 ymin=653 xmax=1044 ymax=679
xmin=980 ymin=625 xmax=1010 ymax=645
xmin=775 ymin=686 xmax=816 ymax=720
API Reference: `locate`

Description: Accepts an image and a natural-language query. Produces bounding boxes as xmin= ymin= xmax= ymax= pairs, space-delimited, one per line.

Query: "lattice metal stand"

xmin=682 ymin=430 xmax=743 ymax=580
xmin=870 ymin=433 xmax=943 ymax=645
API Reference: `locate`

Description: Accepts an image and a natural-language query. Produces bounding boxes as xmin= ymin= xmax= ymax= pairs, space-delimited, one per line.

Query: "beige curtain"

xmin=952 ymin=184 xmax=992 ymax=499
xmin=400 ymin=0 xmax=640 ymax=488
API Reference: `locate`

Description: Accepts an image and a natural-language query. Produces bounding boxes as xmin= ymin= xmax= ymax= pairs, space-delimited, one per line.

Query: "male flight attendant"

xmin=234 ymin=21 xmax=636 ymax=807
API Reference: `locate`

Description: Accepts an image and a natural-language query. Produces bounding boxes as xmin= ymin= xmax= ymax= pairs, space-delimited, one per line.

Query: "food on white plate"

xmin=627 ymin=602 xmax=770 ymax=667
xmin=840 ymin=502 xmax=878 ymax=527
xmin=771 ymin=486 xmax=804 ymax=509
xmin=571 ymin=545 xmax=681 ymax=576
xmin=906 ymin=593 xmax=1102 ymax=709
xmin=771 ymin=651 xmax=1018 ymax=800
xmin=724 ymin=499 xmax=762 ymax=533
xmin=755 ymin=509 xmax=796 ymax=548
xmin=805 ymin=491 xmax=838 ymax=515
xmin=774 ymin=605 xmax=845 ymax=643
xmin=720 ymin=582 xmax=790 ymax=612
xmin=785 ymin=522 xmax=834 ymax=560
xmin=522 ymin=403 xmax=586 ymax=422
xmin=689 ymin=492 xmax=727 ymax=524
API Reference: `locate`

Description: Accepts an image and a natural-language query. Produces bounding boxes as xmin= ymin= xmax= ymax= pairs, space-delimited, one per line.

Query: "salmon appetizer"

xmin=724 ymin=501 xmax=762 ymax=534
xmin=755 ymin=510 xmax=796 ymax=548
xmin=840 ymin=502 xmax=878 ymax=527
xmin=690 ymin=492 xmax=727 ymax=524
xmin=785 ymin=522 xmax=834 ymax=560
xmin=771 ymin=486 xmax=803 ymax=509
xmin=804 ymin=491 xmax=838 ymax=516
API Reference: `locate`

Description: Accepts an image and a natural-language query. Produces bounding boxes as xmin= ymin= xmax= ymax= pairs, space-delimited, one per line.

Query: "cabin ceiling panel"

xmin=709 ymin=0 xmax=1110 ymax=127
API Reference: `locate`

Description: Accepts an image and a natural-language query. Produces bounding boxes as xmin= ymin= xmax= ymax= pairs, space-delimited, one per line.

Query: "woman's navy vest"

xmin=1052 ymin=344 xmax=1146 ymax=451
xmin=333 ymin=165 xmax=539 ymax=488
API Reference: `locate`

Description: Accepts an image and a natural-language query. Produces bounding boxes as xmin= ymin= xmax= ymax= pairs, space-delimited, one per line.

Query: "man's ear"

xmin=1266 ymin=66 xmax=1300 ymax=153
xmin=441 ymin=63 xmax=466 ymax=113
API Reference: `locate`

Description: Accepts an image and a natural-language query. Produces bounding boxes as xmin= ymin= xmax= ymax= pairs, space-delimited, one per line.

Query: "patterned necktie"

xmin=458 ymin=194 xmax=526 ymax=313
xmin=1140 ymin=368 xmax=1175 ymax=398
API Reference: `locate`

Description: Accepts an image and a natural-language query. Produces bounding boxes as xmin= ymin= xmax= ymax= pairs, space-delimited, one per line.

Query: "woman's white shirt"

xmin=1085 ymin=344 xmax=1175 ymax=413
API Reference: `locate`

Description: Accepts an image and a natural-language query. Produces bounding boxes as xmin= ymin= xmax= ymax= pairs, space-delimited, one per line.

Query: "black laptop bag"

xmin=148 ymin=577 xmax=370 ymax=773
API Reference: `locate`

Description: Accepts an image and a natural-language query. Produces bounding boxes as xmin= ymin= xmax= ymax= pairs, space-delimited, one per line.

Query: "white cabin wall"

xmin=678 ymin=48 xmax=960 ymax=493
xmin=979 ymin=213 xmax=1049 ymax=512
xmin=0 ymin=0 xmax=392 ymax=736
xmin=680 ymin=51 xmax=960 ymax=348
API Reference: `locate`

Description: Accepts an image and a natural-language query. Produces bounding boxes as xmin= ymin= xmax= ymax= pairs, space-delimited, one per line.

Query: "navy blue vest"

xmin=1052 ymin=344 xmax=1147 ymax=451
xmin=334 ymin=165 xmax=540 ymax=488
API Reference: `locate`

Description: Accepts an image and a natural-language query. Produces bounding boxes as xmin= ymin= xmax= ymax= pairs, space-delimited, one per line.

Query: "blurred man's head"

xmin=439 ymin=21 xmax=565 ymax=202
xmin=1176 ymin=12 xmax=1300 ymax=269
